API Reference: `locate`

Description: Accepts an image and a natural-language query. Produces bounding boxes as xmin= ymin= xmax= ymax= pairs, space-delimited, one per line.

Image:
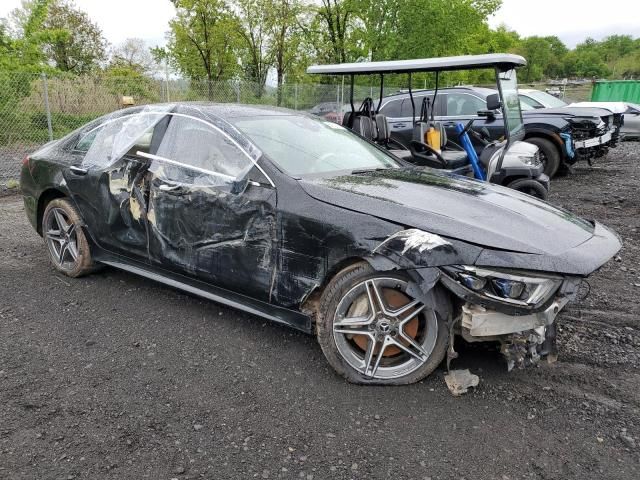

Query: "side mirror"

xmin=486 ymin=93 xmax=502 ymax=111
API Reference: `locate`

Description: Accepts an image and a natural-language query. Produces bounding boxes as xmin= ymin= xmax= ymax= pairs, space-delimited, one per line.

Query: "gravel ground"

xmin=1 ymin=143 xmax=639 ymax=479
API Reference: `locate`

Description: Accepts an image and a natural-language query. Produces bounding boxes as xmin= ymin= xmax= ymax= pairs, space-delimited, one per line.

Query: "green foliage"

xmin=102 ymin=66 xmax=160 ymax=103
xmin=42 ymin=0 xmax=108 ymax=74
xmin=167 ymin=0 xmax=241 ymax=93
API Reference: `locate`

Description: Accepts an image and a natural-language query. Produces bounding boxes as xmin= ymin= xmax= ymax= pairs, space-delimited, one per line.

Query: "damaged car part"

xmin=21 ymin=97 xmax=621 ymax=386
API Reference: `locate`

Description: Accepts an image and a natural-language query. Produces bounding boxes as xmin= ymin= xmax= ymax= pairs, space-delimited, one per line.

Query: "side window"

xmin=80 ymin=112 xmax=167 ymax=168
xmin=380 ymin=99 xmax=402 ymax=118
xmin=519 ymin=95 xmax=542 ymax=110
xmin=401 ymin=95 xmax=433 ymax=117
xmin=74 ymin=128 xmax=99 ymax=153
xmin=445 ymin=93 xmax=486 ymax=116
xmin=152 ymin=115 xmax=252 ymax=186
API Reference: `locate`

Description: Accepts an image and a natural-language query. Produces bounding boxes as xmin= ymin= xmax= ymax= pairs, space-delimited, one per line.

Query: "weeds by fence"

xmin=0 ymin=70 xmax=595 ymax=186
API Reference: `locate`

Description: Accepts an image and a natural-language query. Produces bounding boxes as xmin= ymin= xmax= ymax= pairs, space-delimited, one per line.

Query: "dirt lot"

xmin=1 ymin=143 xmax=639 ymax=479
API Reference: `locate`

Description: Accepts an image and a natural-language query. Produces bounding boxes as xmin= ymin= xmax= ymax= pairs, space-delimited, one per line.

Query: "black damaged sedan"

xmin=20 ymin=103 xmax=621 ymax=385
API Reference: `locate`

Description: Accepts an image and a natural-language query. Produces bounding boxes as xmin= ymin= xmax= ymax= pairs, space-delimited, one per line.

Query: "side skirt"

xmin=96 ymin=254 xmax=313 ymax=334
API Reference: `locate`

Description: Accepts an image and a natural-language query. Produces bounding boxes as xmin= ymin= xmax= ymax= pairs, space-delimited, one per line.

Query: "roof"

xmin=307 ymin=54 xmax=526 ymax=76
xmin=383 ymin=86 xmax=496 ymax=100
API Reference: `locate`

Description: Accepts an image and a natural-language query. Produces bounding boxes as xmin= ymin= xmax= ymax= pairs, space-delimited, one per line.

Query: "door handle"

xmin=158 ymin=183 xmax=183 ymax=192
xmin=69 ymin=165 xmax=88 ymax=175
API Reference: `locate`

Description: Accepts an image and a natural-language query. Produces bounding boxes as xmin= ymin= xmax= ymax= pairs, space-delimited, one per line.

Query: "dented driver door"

xmin=144 ymin=114 xmax=277 ymax=302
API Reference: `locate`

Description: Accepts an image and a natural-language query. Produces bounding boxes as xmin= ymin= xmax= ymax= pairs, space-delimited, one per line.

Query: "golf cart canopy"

xmin=306 ymin=54 xmax=527 ymax=76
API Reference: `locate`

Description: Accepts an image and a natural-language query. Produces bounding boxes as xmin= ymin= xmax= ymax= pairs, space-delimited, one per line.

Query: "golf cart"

xmin=307 ymin=54 xmax=550 ymax=199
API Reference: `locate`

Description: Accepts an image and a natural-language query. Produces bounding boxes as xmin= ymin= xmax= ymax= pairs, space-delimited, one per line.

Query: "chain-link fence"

xmin=0 ymin=70 xmax=595 ymax=187
xmin=0 ymin=71 xmax=406 ymax=187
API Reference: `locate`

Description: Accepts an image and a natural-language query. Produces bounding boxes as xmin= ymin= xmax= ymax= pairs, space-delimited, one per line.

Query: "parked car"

xmin=21 ymin=103 xmax=621 ymax=385
xmin=380 ymin=87 xmax=618 ymax=177
xmin=519 ymin=89 xmax=625 ymax=143
xmin=308 ymin=101 xmax=349 ymax=124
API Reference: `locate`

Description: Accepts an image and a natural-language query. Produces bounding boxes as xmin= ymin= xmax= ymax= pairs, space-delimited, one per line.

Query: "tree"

xmin=350 ymin=0 xmax=399 ymax=61
xmin=42 ymin=0 xmax=108 ymax=74
xmin=167 ymin=0 xmax=241 ymax=99
xmin=236 ymin=0 xmax=272 ymax=94
xmin=393 ymin=0 xmax=501 ymax=60
xmin=2 ymin=0 xmax=55 ymax=70
xmin=315 ymin=0 xmax=356 ymax=63
xmin=111 ymin=38 xmax=157 ymax=74
xmin=269 ymin=0 xmax=304 ymax=104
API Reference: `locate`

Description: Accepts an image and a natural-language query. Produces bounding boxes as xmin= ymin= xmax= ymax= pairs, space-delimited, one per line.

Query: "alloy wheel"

xmin=44 ymin=207 xmax=79 ymax=270
xmin=332 ymin=278 xmax=438 ymax=380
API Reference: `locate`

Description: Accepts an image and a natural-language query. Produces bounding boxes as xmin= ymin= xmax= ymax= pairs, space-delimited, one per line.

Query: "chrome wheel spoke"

xmin=46 ymin=229 xmax=64 ymax=243
xmin=366 ymin=336 xmax=392 ymax=377
xmin=66 ymin=223 xmax=76 ymax=237
xmin=391 ymin=300 xmax=424 ymax=321
xmin=58 ymin=242 xmax=69 ymax=264
xmin=334 ymin=315 xmax=372 ymax=328
xmin=53 ymin=209 xmax=69 ymax=232
xmin=362 ymin=335 xmax=378 ymax=376
xmin=365 ymin=279 xmax=389 ymax=316
xmin=67 ymin=241 xmax=78 ymax=261
xmin=394 ymin=333 xmax=429 ymax=362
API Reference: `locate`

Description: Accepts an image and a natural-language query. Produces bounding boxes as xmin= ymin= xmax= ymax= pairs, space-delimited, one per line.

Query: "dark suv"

xmin=379 ymin=87 xmax=618 ymax=177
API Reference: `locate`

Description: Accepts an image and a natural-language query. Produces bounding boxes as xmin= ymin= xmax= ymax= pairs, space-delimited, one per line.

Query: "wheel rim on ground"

xmin=44 ymin=207 xmax=79 ymax=271
xmin=332 ymin=278 xmax=438 ymax=380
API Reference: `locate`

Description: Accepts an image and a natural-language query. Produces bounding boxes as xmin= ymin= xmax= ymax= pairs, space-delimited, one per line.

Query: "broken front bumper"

xmin=574 ymin=130 xmax=612 ymax=149
xmin=460 ymin=297 xmax=568 ymax=337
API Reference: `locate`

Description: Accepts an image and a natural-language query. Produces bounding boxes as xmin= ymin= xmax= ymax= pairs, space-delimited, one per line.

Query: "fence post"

xmin=294 ymin=84 xmax=298 ymax=110
xmin=41 ymin=73 xmax=53 ymax=142
xmin=164 ymin=59 xmax=171 ymax=102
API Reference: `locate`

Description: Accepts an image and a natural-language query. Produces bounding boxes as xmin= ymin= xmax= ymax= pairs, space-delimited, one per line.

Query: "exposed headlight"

xmin=443 ymin=266 xmax=563 ymax=307
xmin=516 ymin=152 xmax=540 ymax=166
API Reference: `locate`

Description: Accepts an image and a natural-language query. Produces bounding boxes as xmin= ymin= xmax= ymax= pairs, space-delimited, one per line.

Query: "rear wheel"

xmin=507 ymin=178 xmax=548 ymax=200
xmin=526 ymin=137 xmax=561 ymax=178
xmin=316 ymin=263 xmax=448 ymax=385
xmin=42 ymin=198 xmax=97 ymax=277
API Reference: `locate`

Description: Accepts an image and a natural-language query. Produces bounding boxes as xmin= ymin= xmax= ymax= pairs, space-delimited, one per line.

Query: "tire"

xmin=42 ymin=198 xmax=97 ymax=277
xmin=316 ymin=262 xmax=449 ymax=385
xmin=506 ymin=178 xmax=549 ymax=200
xmin=526 ymin=137 xmax=561 ymax=178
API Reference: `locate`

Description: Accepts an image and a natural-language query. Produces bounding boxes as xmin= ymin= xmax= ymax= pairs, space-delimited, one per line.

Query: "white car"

xmin=519 ymin=89 xmax=639 ymax=140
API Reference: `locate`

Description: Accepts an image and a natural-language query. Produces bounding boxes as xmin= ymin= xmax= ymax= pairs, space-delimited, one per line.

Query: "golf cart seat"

xmin=351 ymin=114 xmax=377 ymax=139
xmin=374 ymin=114 xmax=414 ymax=160
xmin=412 ymin=122 xmax=469 ymax=169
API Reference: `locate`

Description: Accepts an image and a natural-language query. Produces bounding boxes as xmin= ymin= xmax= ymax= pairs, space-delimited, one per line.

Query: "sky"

xmin=1 ymin=0 xmax=639 ymax=49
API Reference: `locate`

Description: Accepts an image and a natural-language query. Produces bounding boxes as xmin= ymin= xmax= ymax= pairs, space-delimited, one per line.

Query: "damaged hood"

xmin=523 ymin=106 xmax=612 ymax=122
xmin=299 ymin=168 xmax=620 ymax=273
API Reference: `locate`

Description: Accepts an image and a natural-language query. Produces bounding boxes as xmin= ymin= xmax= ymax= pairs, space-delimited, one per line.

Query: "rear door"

xmin=145 ymin=112 xmax=277 ymax=301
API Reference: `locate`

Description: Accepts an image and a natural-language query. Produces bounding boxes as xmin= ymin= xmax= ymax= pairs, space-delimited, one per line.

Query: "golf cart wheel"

xmin=507 ymin=178 xmax=548 ymax=200
xmin=526 ymin=137 xmax=560 ymax=178
xmin=42 ymin=198 xmax=97 ymax=277
xmin=316 ymin=262 xmax=448 ymax=385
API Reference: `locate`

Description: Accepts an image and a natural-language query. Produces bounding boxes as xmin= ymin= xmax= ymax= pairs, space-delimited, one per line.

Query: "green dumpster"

xmin=591 ymin=80 xmax=640 ymax=103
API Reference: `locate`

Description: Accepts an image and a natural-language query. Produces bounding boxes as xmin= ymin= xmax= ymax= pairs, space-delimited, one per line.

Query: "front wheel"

xmin=526 ymin=137 xmax=561 ymax=178
xmin=316 ymin=263 xmax=449 ymax=385
xmin=507 ymin=178 xmax=549 ymax=200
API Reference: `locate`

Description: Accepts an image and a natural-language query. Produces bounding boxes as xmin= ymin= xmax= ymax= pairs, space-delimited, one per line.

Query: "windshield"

xmin=499 ymin=69 xmax=525 ymax=140
xmin=231 ymin=114 xmax=400 ymax=175
xmin=525 ymin=90 xmax=568 ymax=108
